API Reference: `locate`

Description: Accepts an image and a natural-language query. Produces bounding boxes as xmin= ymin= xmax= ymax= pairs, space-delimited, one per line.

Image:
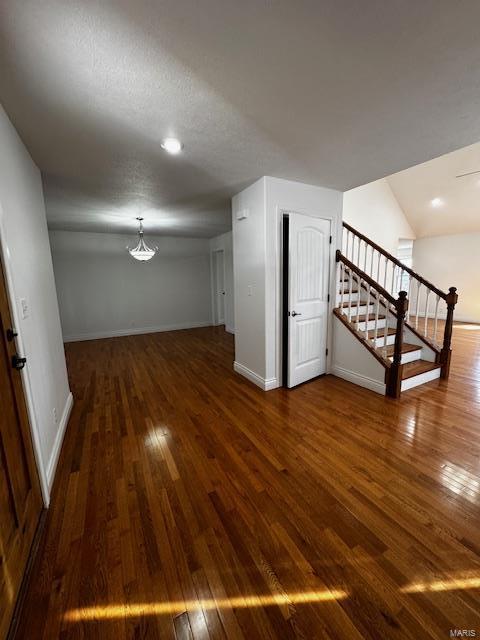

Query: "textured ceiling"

xmin=387 ymin=141 xmax=480 ymax=238
xmin=2 ymin=1 xmax=480 ymax=237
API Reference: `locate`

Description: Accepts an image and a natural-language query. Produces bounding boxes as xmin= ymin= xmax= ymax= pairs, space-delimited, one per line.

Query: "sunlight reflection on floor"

xmin=64 ymin=589 xmax=349 ymax=621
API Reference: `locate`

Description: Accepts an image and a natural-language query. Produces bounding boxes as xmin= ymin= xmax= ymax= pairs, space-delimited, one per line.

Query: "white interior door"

xmin=214 ymin=250 xmax=225 ymax=324
xmin=288 ymin=213 xmax=331 ymax=387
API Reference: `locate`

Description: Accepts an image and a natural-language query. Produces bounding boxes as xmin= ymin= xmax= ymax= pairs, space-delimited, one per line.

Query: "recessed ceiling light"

xmin=430 ymin=197 xmax=444 ymax=208
xmin=161 ymin=137 xmax=183 ymax=154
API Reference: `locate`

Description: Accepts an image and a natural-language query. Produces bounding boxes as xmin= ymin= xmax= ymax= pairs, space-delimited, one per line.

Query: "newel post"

xmin=440 ymin=286 xmax=458 ymax=379
xmin=386 ymin=291 xmax=408 ymax=399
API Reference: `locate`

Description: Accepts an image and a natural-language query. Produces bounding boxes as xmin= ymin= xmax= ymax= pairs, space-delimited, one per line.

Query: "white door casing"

xmin=214 ymin=250 xmax=225 ymax=325
xmin=288 ymin=214 xmax=331 ymax=387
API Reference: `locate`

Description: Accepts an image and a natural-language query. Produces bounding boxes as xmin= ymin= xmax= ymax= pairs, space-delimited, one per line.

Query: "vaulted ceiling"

xmin=387 ymin=141 xmax=480 ymax=238
xmin=2 ymin=1 xmax=480 ymax=237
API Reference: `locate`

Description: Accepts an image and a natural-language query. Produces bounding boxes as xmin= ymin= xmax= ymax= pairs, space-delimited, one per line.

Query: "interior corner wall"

xmin=210 ymin=231 xmax=235 ymax=333
xmin=0 ymin=104 xmax=71 ymax=503
xmin=413 ymin=232 xmax=480 ymax=323
xmin=232 ymin=178 xmax=267 ymax=382
xmin=343 ymin=178 xmax=415 ymax=254
xmin=232 ymin=176 xmax=343 ymax=390
xmin=50 ymin=230 xmax=213 ymax=341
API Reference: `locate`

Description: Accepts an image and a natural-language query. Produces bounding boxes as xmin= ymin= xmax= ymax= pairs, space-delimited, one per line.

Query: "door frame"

xmin=275 ymin=206 xmax=342 ymax=387
xmin=0 ymin=207 xmax=48 ymax=505
xmin=210 ymin=248 xmax=226 ymax=326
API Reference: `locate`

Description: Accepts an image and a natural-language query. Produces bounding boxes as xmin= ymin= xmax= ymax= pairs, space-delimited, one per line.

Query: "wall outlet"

xmin=53 ymin=407 xmax=58 ymax=424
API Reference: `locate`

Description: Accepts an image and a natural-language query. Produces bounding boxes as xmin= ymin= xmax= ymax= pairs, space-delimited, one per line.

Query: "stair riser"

xmin=337 ymin=291 xmax=361 ymax=303
xmin=387 ymin=349 xmax=422 ymax=365
xmin=340 ymin=303 xmax=375 ymax=316
xmin=356 ymin=319 xmax=387 ymax=332
xmin=401 ymin=366 xmax=441 ymax=391
xmin=370 ymin=333 xmax=396 ymax=348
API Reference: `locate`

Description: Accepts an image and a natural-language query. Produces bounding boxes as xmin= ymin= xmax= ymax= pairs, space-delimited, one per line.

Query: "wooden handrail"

xmin=343 ymin=222 xmax=449 ymax=300
xmin=336 ymin=251 xmax=396 ymax=305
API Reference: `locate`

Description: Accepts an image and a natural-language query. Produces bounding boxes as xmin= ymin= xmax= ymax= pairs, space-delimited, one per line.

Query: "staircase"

xmin=333 ymin=223 xmax=458 ymax=398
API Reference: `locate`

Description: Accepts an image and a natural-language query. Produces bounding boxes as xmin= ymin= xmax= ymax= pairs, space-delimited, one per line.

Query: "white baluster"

xmin=356 ymin=276 xmax=362 ymax=330
xmin=363 ymin=243 xmax=368 ymax=273
xmin=365 ymin=284 xmax=371 ymax=339
xmin=391 ymin=264 xmax=396 ymax=297
xmin=357 ymin=237 xmax=361 ymax=266
xmin=348 ymin=268 xmax=353 ymax=320
xmin=340 ymin=262 xmax=345 ymax=310
xmin=374 ymin=291 xmax=380 ymax=345
xmin=424 ymin=289 xmax=431 ymax=337
xmin=407 ymin=275 xmax=413 ymax=323
xmin=415 ymin=281 xmax=421 ymax=330
xmin=376 ymin=252 xmax=381 ymax=283
xmin=434 ymin=294 xmax=440 ymax=344
xmin=383 ymin=297 xmax=388 ymax=356
xmin=370 ymin=247 xmax=375 ymax=280
xmin=383 ymin=256 xmax=388 ymax=291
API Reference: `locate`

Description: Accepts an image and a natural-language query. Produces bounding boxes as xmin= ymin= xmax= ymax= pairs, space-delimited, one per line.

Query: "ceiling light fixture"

xmin=127 ymin=217 xmax=157 ymax=261
xmin=161 ymin=137 xmax=183 ymax=154
xmin=430 ymin=197 xmax=444 ymax=208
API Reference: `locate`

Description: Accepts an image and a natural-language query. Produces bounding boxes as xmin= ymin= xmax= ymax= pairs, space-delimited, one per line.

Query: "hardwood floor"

xmin=15 ymin=323 xmax=480 ymax=639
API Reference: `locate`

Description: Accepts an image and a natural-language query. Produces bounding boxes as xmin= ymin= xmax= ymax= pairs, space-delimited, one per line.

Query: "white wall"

xmin=50 ymin=231 xmax=213 ymax=341
xmin=210 ymin=231 xmax=234 ymax=333
xmin=232 ymin=178 xmax=267 ymax=383
xmin=332 ymin=317 xmax=387 ymax=395
xmin=343 ymin=178 xmax=415 ymax=255
xmin=0 ymin=105 xmax=71 ymax=504
xmin=232 ymin=176 xmax=343 ymax=389
xmin=413 ymin=233 xmax=480 ymax=323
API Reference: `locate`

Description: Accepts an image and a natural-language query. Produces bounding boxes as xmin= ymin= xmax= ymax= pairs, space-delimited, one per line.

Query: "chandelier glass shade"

xmin=127 ymin=217 xmax=157 ymax=261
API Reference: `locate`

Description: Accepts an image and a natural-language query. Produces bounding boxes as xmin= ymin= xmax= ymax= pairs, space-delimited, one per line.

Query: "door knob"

xmin=12 ymin=354 xmax=27 ymax=370
xmin=291 ymin=311 xmax=302 ymax=317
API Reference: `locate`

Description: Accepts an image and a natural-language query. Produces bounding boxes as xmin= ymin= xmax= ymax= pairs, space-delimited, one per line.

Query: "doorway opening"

xmin=212 ymin=249 xmax=226 ymax=326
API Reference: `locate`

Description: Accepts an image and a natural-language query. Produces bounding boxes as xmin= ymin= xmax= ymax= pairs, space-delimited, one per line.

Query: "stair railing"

xmin=342 ymin=222 xmax=458 ymax=379
xmin=336 ymin=251 xmax=408 ymax=398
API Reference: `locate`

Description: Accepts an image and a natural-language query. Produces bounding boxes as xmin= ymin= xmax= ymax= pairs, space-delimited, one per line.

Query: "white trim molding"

xmin=234 ymin=361 xmax=279 ymax=391
xmin=64 ymin=321 xmax=212 ymax=343
xmin=46 ymin=391 xmax=74 ymax=501
xmin=331 ymin=365 xmax=386 ymax=395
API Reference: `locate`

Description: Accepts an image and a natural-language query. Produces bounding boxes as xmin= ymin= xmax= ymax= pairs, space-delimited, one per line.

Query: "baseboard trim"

xmin=64 ymin=321 xmax=213 ymax=343
xmin=233 ymin=361 xmax=279 ymax=391
xmin=332 ymin=365 xmax=386 ymax=395
xmin=45 ymin=392 xmax=73 ymax=498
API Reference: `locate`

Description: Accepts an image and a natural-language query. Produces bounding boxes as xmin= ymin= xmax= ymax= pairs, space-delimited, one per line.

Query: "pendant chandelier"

xmin=127 ymin=217 xmax=158 ymax=262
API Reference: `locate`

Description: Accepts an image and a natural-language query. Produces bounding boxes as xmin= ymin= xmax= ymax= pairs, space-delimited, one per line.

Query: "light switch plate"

xmin=20 ymin=298 xmax=29 ymax=319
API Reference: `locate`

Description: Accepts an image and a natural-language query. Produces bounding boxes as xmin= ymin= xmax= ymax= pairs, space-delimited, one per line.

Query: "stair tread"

xmin=339 ymin=310 xmax=387 ymax=322
xmin=339 ymin=302 xmax=371 ymax=308
xmin=379 ymin=343 xmax=421 ymax=357
xmin=401 ymin=360 xmax=441 ymax=380
xmin=352 ymin=313 xmax=386 ymax=322
xmin=366 ymin=327 xmax=396 ymax=340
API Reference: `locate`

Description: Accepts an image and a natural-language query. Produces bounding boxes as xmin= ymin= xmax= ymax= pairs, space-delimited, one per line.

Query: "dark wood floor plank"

xmin=14 ymin=324 xmax=480 ymax=639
